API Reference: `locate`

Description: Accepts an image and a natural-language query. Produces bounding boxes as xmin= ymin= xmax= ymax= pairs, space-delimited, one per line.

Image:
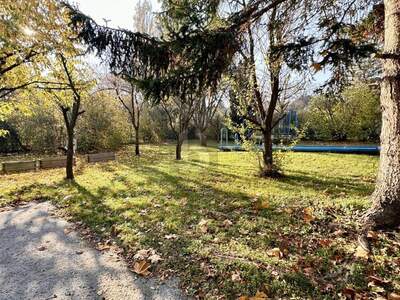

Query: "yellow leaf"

xmin=367 ymin=231 xmax=379 ymax=240
xmin=303 ymin=207 xmax=315 ymax=223
xmin=267 ymin=248 xmax=283 ymax=258
xmin=253 ymin=199 xmax=269 ymax=210
xmin=354 ymin=245 xmax=370 ymax=259
xmin=249 ymin=291 xmax=268 ymax=300
xmin=389 ymin=293 xmax=400 ymax=300
xmin=133 ymin=260 xmax=151 ymax=276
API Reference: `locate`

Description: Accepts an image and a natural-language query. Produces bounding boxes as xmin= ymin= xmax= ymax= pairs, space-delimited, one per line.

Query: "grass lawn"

xmin=1 ymin=142 xmax=399 ymax=299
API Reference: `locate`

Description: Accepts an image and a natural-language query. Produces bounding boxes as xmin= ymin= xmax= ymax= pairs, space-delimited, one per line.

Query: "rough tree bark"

xmin=363 ymin=0 xmax=400 ymax=230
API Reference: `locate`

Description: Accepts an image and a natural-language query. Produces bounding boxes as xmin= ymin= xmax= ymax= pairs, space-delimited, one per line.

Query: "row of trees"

xmin=0 ymin=89 xmax=224 ymax=154
xmin=2 ymin=0 xmax=400 ymax=234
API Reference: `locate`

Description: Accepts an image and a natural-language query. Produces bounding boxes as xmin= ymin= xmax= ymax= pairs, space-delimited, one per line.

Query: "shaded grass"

xmin=1 ymin=142 xmax=399 ymax=299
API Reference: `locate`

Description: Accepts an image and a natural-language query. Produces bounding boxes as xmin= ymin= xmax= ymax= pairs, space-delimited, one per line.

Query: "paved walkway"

xmin=0 ymin=202 xmax=187 ymax=300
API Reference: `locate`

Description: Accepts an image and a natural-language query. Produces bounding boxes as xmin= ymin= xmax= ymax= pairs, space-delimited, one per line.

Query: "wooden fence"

xmin=87 ymin=152 xmax=116 ymax=163
xmin=1 ymin=160 xmax=37 ymax=173
xmin=39 ymin=156 xmax=77 ymax=169
xmin=1 ymin=152 xmax=115 ymax=174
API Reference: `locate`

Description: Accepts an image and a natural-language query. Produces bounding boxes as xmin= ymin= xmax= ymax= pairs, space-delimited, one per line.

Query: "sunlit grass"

xmin=2 ymin=142 xmax=398 ymax=299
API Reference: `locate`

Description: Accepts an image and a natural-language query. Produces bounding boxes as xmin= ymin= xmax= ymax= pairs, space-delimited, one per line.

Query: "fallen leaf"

xmin=333 ymin=229 xmax=345 ymax=237
xmin=367 ymin=275 xmax=390 ymax=286
xmin=133 ymin=260 xmax=151 ymax=276
xmin=165 ymin=234 xmax=178 ymax=240
xmin=303 ymin=267 xmax=314 ymax=275
xmin=231 ymin=271 xmax=242 ymax=282
xmin=249 ymin=291 xmax=268 ymax=300
xmin=318 ymin=239 xmax=332 ymax=247
xmin=312 ymin=63 xmax=322 ymax=72
xmin=355 ymin=245 xmax=370 ymax=259
xmin=284 ymin=207 xmax=293 ymax=214
xmin=148 ymin=254 xmax=163 ymax=264
xmin=260 ymin=200 xmax=269 ymax=209
xmin=223 ymin=219 xmax=233 ymax=228
xmin=97 ymin=244 xmax=111 ymax=251
xmin=64 ymin=228 xmax=73 ymax=235
xmin=134 ymin=249 xmax=151 ymax=260
xmin=367 ymin=231 xmax=379 ymax=240
xmin=342 ymin=287 xmax=356 ymax=299
xmin=388 ymin=293 xmax=400 ymax=300
xmin=254 ymin=199 xmax=269 ymax=210
xmin=267 ymin=248 xmax=283 ymax=258
xmin=303 ymin=207 xmax=315 ymax=223
xmin=198 ymin=219 xmax=209 ymax=233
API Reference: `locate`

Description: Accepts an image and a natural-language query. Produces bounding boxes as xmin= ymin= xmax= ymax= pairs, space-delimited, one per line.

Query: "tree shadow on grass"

xmin=281 ymin=170 xmax=375 ymax=198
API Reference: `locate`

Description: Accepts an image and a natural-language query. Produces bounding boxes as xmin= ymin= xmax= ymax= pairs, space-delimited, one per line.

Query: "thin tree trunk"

xmin=66 ymin=130 xmax=74 ymax=180
xmin=134 ymin=126 xmax=140 ymax=156
xmin=199 ymin=130 xmax=208 ymax=147
xmin=363 ymin=0 xmax=400 ymax=230
xmin=176 ymin=139 xmax=183 ymax=160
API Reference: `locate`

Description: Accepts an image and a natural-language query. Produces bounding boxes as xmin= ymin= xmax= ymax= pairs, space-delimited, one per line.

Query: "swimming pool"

xmin=218 ymin=144 xmax=380 ymax=155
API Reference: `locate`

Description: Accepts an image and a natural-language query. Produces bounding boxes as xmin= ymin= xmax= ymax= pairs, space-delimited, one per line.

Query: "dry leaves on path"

xmin=133 ymin=260 xmax=151 ymax=277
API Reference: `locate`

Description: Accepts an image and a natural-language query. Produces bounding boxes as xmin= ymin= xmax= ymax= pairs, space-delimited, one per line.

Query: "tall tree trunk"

xmin=260 ymin=72 xmax=281 ymax=178
xmin=176 ymin=131 xmax=187 ymax=160
xmin=199 ymin=129 xmax=207 ymax=147
xmin=261 ymin=129 xmax=278 ymax=177
xmin=66 ymin=129 xmax=74 ymax=180
xmin=134 ymin=126 xmax=140 ymax=156
xmin=363 ymin=0 xmax=400 ymax=230
xmin=176 ymin=139 xmax=183 ymax=160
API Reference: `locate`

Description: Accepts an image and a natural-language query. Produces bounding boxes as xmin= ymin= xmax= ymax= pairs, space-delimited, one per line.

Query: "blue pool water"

xmin=219 ymin=144 xmax=380 ymax=155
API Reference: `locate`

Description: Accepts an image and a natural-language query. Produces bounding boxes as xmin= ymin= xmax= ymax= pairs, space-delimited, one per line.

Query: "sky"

xmin=73 ymin=0 xmax=160 ymax=72
xmin=74 ymin=0 xmax=160 ymax=30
